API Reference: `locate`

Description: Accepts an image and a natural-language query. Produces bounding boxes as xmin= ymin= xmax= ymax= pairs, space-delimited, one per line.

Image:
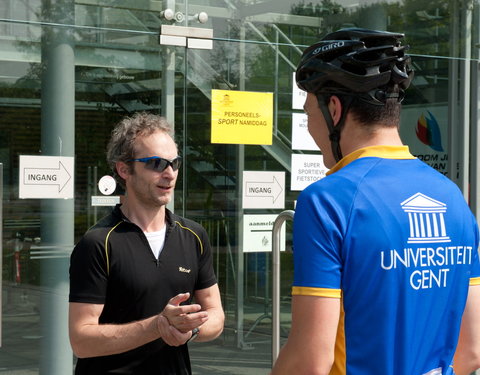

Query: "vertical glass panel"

xmin=0 ymin=16 xmax=172 ymax=375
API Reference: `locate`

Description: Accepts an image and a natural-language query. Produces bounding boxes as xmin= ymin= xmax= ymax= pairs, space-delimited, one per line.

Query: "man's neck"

xmin=120 ymin=199 xmax=166 ymax=232
xmin=340 ymin=121 xmax=404 ymax=157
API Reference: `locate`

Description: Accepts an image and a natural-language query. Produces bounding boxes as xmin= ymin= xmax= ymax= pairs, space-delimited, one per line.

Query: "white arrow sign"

xmin=19 ymin=155 xmax=74 ymax=199
xmin=23 ymin=161 xmax=71 ymax=192
xmin=242 ymin=171 xmax=285 ymax=209
xmin=245 ymin=176 xmax=283 ymax=204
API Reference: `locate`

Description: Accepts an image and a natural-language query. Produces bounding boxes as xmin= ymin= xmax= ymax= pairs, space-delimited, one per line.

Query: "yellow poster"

xmin=211 ymin=89 xmax=273 ymax=145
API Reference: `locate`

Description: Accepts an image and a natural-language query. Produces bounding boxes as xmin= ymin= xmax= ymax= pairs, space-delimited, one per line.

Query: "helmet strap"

xmin=316 ymin=95 xmax=353 ymax=163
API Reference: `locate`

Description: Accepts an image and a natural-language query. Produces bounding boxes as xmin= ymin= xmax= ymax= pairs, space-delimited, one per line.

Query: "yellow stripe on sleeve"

xmin=292 ymin=286 xmax=341 ymax=298
xmin=470 ymin=277 xmax=480 ymax=286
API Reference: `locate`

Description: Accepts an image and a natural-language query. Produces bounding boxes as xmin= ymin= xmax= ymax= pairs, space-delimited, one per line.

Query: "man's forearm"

xmin=70 ymin=293 xmax=209 ymax=358
xmin=191 ymin=285 xmax=225 ymax=342
xmin=271 ymin=344 xmax=297 ymax=375
xmin=71 ymin=314 xmax=165 ymax=358
xmin=453 ymin=353 xmax=480 ymax=375
xmin=271 ymin=342 xmax=333 ymax=375
xmin=194 ymin=307 xmax=225 ymax=342
xmin=453 ymin=285 xmax=480 ymax=375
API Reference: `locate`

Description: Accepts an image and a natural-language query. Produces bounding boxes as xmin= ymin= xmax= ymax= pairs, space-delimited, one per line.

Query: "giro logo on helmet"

xmin=313 ymin=41 xmax=345 ymax=55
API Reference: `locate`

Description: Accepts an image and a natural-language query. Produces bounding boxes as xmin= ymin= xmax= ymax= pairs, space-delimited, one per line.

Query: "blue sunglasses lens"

xmin=145 ymin=157 xmax=182 ymax=172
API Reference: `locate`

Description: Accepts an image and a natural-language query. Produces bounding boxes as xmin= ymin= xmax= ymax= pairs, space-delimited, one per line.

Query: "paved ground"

xmin=0 ymin=282 xmax=289 ymax=374
xmin=0 ymin=313 xmax=277 ymax=375
xmin=2 ymin=283 xmax=480 ymax=375
xmin=190 ymin=331 xmax=273 ymax=375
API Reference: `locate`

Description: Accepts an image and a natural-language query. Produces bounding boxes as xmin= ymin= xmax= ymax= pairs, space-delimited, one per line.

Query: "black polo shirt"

xmin=69 ymin=205 xmax=217 ymax=374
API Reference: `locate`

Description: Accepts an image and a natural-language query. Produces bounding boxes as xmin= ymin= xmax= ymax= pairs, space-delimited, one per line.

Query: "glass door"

xmin=181 ymin=2 xmax=298 ymax=373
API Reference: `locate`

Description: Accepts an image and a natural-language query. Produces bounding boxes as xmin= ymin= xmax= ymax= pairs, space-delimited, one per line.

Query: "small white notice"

xmin=291 ymin=113 xmax=319 ymax=151
xmin=291 ymin=72 xmax=307 ymax=110
xmin=98 ymin=175 xmax=116 ymax=195
xmin=19 ymin=155 xmax=74 ymax=199
xmin=291 ymin=154 xmax=327 ymax=191
xmin=91 ymin=195 xmax=120 ymax=206
xmin=243 ymin=214 xmax=286 ymax=252
xmin=242 ymin=171 xmax=285 ymax=209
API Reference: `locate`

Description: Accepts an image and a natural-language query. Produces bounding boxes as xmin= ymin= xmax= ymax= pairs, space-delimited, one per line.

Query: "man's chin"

xmin=156 ymin=196 xmax=172 ymax=207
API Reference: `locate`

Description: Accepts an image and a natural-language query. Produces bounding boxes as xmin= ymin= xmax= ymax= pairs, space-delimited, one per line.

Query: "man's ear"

xmin=328 ymin=95 xmax=343 ymax=127
xmin=116 ymin=161 xmax=130 ymax=181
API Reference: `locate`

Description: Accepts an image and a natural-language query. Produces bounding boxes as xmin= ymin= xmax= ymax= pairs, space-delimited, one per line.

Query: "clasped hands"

xmin=156 ymin=292 xmax=208 ymax=346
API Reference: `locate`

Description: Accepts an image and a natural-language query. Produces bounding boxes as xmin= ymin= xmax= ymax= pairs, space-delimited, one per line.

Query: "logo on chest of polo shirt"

xmin=179 ymin=266 xmax=191 ymax=273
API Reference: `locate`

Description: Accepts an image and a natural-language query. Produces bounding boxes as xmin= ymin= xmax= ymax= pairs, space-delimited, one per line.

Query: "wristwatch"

xmin=186 ymin=327 xmax=200 ymax=343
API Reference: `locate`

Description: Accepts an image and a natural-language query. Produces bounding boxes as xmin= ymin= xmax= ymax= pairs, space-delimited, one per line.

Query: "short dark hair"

xmin=347 ymin=96 xmax=401 ymax=129
xmin=106 ymin=112 xmax=175 ymax=188
xmin=317 ymin=91 xmax=402 ymax=130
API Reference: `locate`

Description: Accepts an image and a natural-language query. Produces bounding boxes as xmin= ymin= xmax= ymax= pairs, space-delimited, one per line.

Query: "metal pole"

xmin=469 ymin=1 xmax=480 ymax=218
xmin=473 ymin=18 xmax=480 ymax=375
xmin=471 ymin=58 xmax=480 ymax=217
xmin=39 ymin=1 xmax=75 ymax=373
xmin=162 ymin=0 xmax=176 ymax=214
xmin=236 ymin=24 xmax=246 ymax=349
xmin=0 ymin=163 xmax=3 ymax=348
xmin=458 ymin=3 xmax=472 ymax=198
xmin=272 ymin=210 xmax=294 ymax=363
xmin=448 ymin=1 xmax=472 ymax=198
xmin=448 ymin=2 xmax=460 ymax=185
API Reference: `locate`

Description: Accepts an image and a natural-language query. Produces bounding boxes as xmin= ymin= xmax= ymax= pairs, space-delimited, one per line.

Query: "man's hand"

xmin=155 ymin=313 xmax=195 ymax=347
xmin=160 ymin=293 xmax=209 ymax=334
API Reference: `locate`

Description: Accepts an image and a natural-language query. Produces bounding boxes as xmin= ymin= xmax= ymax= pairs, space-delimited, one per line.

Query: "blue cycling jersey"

xmin=293 ymin=145 xmax=480 ymax=375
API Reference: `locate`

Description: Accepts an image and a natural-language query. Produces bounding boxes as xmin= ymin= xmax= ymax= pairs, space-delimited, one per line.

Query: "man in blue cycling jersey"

xmin=271 ymin=28 xmax=480 ymax=375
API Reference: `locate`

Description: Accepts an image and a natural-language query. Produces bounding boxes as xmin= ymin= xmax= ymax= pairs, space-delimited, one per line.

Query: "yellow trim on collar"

xmin=327 ymin=145 xmax=416 ymax=175
xmin=292 ymin=286 xmax=341 ymax=298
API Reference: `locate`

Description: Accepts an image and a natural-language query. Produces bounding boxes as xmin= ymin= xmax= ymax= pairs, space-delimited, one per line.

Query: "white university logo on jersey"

xmin=401 ymin=193 xmax=451 ymax=244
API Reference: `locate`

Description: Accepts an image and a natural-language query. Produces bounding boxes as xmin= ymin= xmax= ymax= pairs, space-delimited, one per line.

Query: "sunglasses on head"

xmin=129 ymin=156 xmax=182 ymax=172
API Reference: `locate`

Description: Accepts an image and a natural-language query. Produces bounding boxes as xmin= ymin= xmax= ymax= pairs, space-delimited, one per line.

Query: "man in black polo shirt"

xmin=69 ymin=112 xmax=224 ymax=374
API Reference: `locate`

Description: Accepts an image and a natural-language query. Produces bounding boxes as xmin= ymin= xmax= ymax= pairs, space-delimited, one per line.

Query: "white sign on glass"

xmin=98 ymin=175 xmax=117 ymax=195
xmin=242 ymin=171 xmax=285 ymax=209
xmin=292 ymin=72 xmax=307 ymax=110
xmin=91 ymin=196 xmax=121 ymax=206
xmin=19 ymin=155 xmax=74 ymax=199
xmin=291 ymin=113 xmax=319 ymax=151
xmin=243 ymin=214 xmax=286 ymax=253
xmin=291 ymin=154 xmax=327 ymax=191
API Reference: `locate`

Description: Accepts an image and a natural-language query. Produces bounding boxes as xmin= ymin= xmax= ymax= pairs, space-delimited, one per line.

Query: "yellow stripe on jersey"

xmin=104 ymin=221 xmax=124 ymax=276
xmin=470 ymin=277 xmax=480 ymax=286
xmin=292 ymin=286 xmax=341 ymax=298
xmin=175 ymin=221 xmax=204 ymax=254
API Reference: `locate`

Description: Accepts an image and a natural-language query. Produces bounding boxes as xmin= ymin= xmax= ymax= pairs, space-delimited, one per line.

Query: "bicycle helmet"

xmin=295 ymin=28 xmax=414 ymax=162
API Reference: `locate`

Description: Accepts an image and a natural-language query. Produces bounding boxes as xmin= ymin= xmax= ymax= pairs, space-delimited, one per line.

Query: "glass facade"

xmin=1 ymin=0 xmax=479 ymax=373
